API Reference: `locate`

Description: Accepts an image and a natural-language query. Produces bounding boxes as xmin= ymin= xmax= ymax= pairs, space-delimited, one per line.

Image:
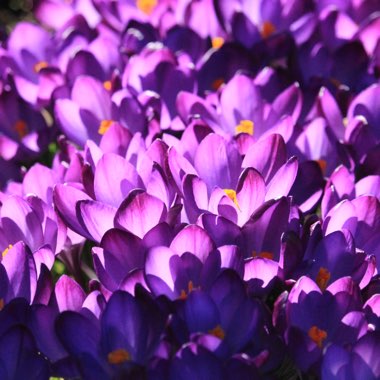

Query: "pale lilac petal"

xmin=242 ymin=134 xmax=287 ymax=183
xmin=114 ymin=191 xmax=167 ymax=238
xmin=170 ymin=224 xmax=215 ymax=262
xmin=55 ymin=275 xmax=86 ymax=312
xmin=94 ymin=153 xmax=143 ymax=207
xmin=194 ymin=134 xmax=242 ymax=192
xmin=236 ymin=168 xmax=266 ymax=226
xmin=265 ymin=157 xmax=298 ymax=200
xmin=79 ymin=200 xmax=116 ymax=242
xmin=53 ymin=184 xmax=91 ymax=238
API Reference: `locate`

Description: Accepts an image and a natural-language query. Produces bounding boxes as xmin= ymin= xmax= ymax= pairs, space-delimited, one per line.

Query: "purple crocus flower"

xmin=56 ymin=288 xmax=167 ymax=379
xmin=174 ymin=132 xmax=297 ymax=225
xmin=177 ymin=73 xmax=302 ymax=142
xmin=170 ymin=270 xmax=266 ymax=358
xmin=299 ymin=230 xmax=375 ymax=290
xmin=0 ymin=90 xmax=51 ymax=161
xmin=321 ymin=164 xmax=380 ymax=218
xmin=0 ymin=194 xmax=64 ymax=258
xmin=6 ymin=21 xmax=64 ymax=106
xmin=321 ymin=332 xmax=380 ymax=380
xmin=0 ymin=324 xmax=49 ymax=379
xmin=281 ymin=276 xmax=366 ymax=373
xmin=35 ymin=0 xmax=101 ymax=30
xmin=123 ymin=44 xmax=196 ymax=120
xmin=323 ymin=195 xmax=380 ymax=270
xmin=54 ymin=75 xmax=116 ymax=146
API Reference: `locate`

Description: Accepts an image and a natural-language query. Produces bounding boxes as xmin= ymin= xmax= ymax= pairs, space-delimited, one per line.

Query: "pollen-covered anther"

xmin=211 ymin=78 xmax=225 ymax=91
xmin=252 ymin=251 xmax=274 ymax=260
xmin=107 ymin=349 xmax=131 ymax=364
xmin=2 ymin=244 xmax=13 ymax=258
xmin=316 ymin=267 xmax=331 ymax=291
xmin=103 ymin=80 xmax=112 ymax=91
xmin=212 ymin=36 xmax=225 ymax=49
xmin=261 ymin=21 xmax=276 ymax=39
xmin=208 ymin=325 xmax=225 ymax=340
xmin=308 ymin=326 xmax=327 ymax=348
xmin=235 ymin=119 xmax=254 ymax=135
xmin=223 ymin=189 xmax=240 ymax=209
xmin=179 ymin=280 xmax=197 ymax=300
xmin=136 ymin=0 xmax=157 ymax=14
xmin=14 ymin=120 xmax=28 ymax=139
xmin=98 ymin=120 xmax=114 ymax=135
xmin=316 ymin=159 xmax=327 ymax=175
xmin=0 ymin=299 xmax=4 ymax=311
xmin=33 ymin=61 xmax=49 ymax=73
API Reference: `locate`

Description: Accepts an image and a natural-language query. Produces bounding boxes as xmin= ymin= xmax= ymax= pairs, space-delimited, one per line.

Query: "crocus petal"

xmin=236 ymin=168 xmax=266 ymax=226
xmin=55 ymin=275 xmax=86 ymax=312
xmin=114 ymin=191 xmax=167 ymax=238
xmin=242 ymin=134 xmax=287 ymax=183
xmin=2 ymin=242 xmax=37 ymax=303
xmin=145 ymin=246 xmax=176 ymax=298
xmin=78 ymin=200 xmax=116 ymax=242
xmin=265 ymin=156 xmax=298 ymax=200
xmin=55 ymin=99 xmax=98 ymax=146
xmin=53 ymin=184 xmax=91 ymax=239
xmin=194 ymin=134 xmax=242 ymax=192
xmin=170 ymin=225 xmax=215 ymax=262
xmin=94 ymin=152 xmax=144 ymax=207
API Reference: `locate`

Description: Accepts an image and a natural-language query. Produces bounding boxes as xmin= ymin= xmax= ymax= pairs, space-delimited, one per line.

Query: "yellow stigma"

xmin=211 ymin=78 xmax=225 ymax=91
xmin=2 ymin=244 xmax=13 ymax=259
xmin=103 ymin=80 xmax=112 ymax=91
xmin=98 ymin=120 xmax=114 ymax=135
xmin=223 ymin=189 xmax=240 ymax=209
xmin=14 ymin=120 xmax=28 ymax=139
xmin=235 ymin=120 xmax=254 ymax=135
xmin=252 ymin=251 xmax=274 ymax=260
xmin=308 ymin=326 xmax=327 ymax=348
xmin=107 ymin=349 xmax=131 ymax=364
xmin=179 ymin=280 xmax=197 ymax=300
xmin=136 ymin=0 xmax=157 ymax=14
xmin=261 ymin=21 xmax=276 ymax=39
xmin=316 ymin=267 xmax=331 ymax=291
xmin=343 ymin=117 xmax=348 ymax=127
xmin=33 ymin=61 xmax=49 ymax=73
xmin=212 ymin=36 xmax=225 ymax=49
xmin=208 ymin=325 xmax=225 ymax=340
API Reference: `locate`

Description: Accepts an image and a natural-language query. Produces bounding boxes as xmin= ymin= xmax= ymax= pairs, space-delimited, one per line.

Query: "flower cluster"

xmin=0 ymin=0 xmax=380 ymax=378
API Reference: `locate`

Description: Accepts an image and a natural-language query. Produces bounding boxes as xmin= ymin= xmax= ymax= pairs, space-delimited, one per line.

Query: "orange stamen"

xmin=252 ymin=251 xmax=274 ymax=260
xmin=2 ymin=244 xmax=13 ymax=258
xmin=33 ymin=61 xmax=49 ymax=73
xmin=103 ymin=80 xmax=112 ymax=91
xmin=235 ymin=119 xmax=254 ymax=135
xmin=208 ymin=325 xmax=225 ymax=340
xmin=136 ymin=0 xmax=157 ymax=14
xmin=179 ymin=280 xmax=197 ymax=300
xmin=316 ymin=267 xmax=331 ymax=291
xmin=212 ymin=37 xmax=225 ymax=49
xmin=107 ymin=349 xmax=131 ymax=364
xmin=308 ymin=326 xmax=327 ymax=348
xmin=261 ymin=21 xmax=276 ymax=39
xmin=223 ymin=189 xmax=240 ymax=209
xmin=14 ymin=120 xmax=28 ymax=139
xmin=98 ymin=120 xmax=114 ymax=135
xmin=211 ymin=78 xmax=225 ymax=91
